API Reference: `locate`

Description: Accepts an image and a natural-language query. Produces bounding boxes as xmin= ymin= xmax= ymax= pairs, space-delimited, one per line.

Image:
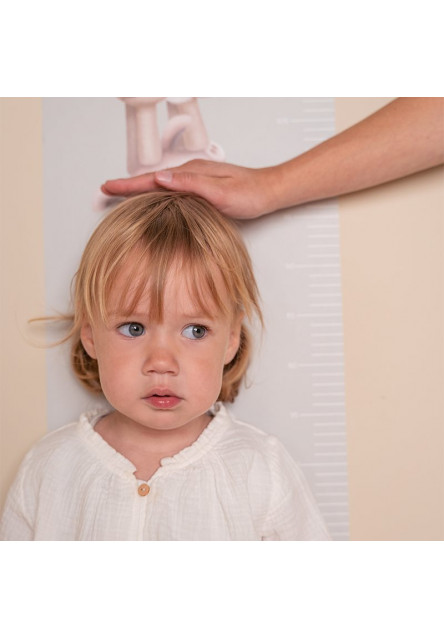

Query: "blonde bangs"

xmin=76 ymin=191 xmax=261 ymax=326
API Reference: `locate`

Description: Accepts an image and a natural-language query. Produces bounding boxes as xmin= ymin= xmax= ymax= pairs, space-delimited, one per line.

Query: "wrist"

xmin=253 ymin=166 xmax=282 ymax=215
xmin=259 ymin=161 xmax=305 ymax=215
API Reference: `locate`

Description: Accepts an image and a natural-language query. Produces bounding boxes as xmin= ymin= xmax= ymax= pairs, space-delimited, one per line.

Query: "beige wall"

xmin=1 ymin=98 xmax=443 ymax=539
xmin=337 ymin=98 xmax=444 ymax=540
xmin=0 ymin=98 xmax=47 ymax=508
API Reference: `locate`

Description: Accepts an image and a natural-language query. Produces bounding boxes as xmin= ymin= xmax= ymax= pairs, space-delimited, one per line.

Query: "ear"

xmin=224 ymin=313 xmax=244 ymax=365
xmin=80 ymin=322 xmax=97 ymax=359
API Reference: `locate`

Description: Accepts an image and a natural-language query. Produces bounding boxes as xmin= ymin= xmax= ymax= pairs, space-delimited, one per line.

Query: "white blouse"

xmin=0 ymin=403 xmax=330 ymax=541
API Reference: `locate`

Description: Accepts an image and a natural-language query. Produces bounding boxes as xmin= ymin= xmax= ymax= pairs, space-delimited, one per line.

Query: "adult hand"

xmin=102 ymin=160 xmax=279 ymax=219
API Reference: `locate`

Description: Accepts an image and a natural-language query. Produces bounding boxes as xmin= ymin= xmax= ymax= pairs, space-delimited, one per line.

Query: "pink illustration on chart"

xmin=95 ymin=97 xmax=225 ymax=210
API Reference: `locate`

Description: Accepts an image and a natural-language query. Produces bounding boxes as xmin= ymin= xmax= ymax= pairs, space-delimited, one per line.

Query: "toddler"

xmin=0 ymin=191 xmax=329 ymax=540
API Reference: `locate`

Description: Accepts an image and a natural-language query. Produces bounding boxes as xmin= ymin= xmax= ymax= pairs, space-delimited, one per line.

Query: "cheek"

xmin=94 ymin=346 xmax=132 ymax=394
xmin=191 ymin=349 xmax=226 ymax=389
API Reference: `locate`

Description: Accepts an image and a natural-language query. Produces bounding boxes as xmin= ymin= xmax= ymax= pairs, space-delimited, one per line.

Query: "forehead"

xmin=106 ymin=252 xmax=233 ymax=319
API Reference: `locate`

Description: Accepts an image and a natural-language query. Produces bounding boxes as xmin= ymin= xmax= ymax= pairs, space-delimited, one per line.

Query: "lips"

xmin=143 ymin=389 xmax=182 ymax=410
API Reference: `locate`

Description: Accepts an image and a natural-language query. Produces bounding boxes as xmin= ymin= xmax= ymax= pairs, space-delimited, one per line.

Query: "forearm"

xmin=267 ymin=98 xmax=444 ymax=211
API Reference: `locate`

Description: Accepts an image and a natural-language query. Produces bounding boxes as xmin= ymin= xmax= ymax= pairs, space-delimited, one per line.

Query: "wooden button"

xmin=138 ymin=483 xmax=150 ymax=496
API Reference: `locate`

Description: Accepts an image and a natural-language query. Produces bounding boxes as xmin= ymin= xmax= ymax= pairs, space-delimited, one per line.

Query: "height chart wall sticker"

xmin=43 ymin=98 xmax=349 ymax=539
xmin=94 ymin=98 xmax=225 ymax=211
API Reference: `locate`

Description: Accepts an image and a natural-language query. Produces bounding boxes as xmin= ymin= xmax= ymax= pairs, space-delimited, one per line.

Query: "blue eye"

xmin=182 ymin=324 xmax=208 ymax=340
xmin=118 ymin=322 xmax=145 ymax=337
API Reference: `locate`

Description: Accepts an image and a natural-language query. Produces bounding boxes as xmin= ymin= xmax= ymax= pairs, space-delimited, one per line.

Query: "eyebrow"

xmin=106 ymin=308 xmax=218 ymax=321
xmin=180 ymin=311 xmax=217 ymax=321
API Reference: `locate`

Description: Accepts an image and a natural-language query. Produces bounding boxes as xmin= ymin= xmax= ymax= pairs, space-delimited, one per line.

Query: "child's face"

xmin=80 ymin=257 xmax=242 ymax=435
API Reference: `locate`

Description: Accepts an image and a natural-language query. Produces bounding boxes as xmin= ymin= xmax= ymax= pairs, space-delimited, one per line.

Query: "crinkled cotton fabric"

xmin=0 ymin=403 xmax=330 ymax=541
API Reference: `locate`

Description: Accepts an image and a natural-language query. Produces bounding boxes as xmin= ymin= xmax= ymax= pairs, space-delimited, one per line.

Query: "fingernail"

xmin=155 ymin=170 xmax=172 ymax=183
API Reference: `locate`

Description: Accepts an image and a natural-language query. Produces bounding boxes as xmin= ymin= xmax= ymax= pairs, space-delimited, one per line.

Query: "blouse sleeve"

xmin=261 ymin=437 xmax=331 ymax=541
xmin=0 ymin=453 xmax=35 ymax=541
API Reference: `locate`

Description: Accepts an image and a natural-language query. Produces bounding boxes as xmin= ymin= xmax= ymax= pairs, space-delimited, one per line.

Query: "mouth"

xmin=143 ymin=390 xmax=182 ymax=410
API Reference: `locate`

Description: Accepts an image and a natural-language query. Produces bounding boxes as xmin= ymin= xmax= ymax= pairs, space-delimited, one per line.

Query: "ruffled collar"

xmin=77 ymin=402 xmax=231 ymax=482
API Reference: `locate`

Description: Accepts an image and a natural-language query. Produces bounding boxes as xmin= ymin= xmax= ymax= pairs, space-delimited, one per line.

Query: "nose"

xmin=142 ymin=335 xmax=179 ymax=376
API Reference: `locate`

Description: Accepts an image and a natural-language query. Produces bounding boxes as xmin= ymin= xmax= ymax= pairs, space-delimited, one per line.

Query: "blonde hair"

xmin=66 ymin=191 xmax=262 ymax=403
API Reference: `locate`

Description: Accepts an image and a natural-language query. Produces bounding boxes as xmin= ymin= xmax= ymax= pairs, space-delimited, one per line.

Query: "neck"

xmin=95 ymin=410 xmax=211 ymax=460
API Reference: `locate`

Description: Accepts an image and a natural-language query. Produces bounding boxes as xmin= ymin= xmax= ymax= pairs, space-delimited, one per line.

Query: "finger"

xmin=155 ymin=159 xmax=232 ymax=178
xmin=154 ymin=170 xmax=224 ymax=206
xmin=101 ymin=173 xmax=158 ymax=196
